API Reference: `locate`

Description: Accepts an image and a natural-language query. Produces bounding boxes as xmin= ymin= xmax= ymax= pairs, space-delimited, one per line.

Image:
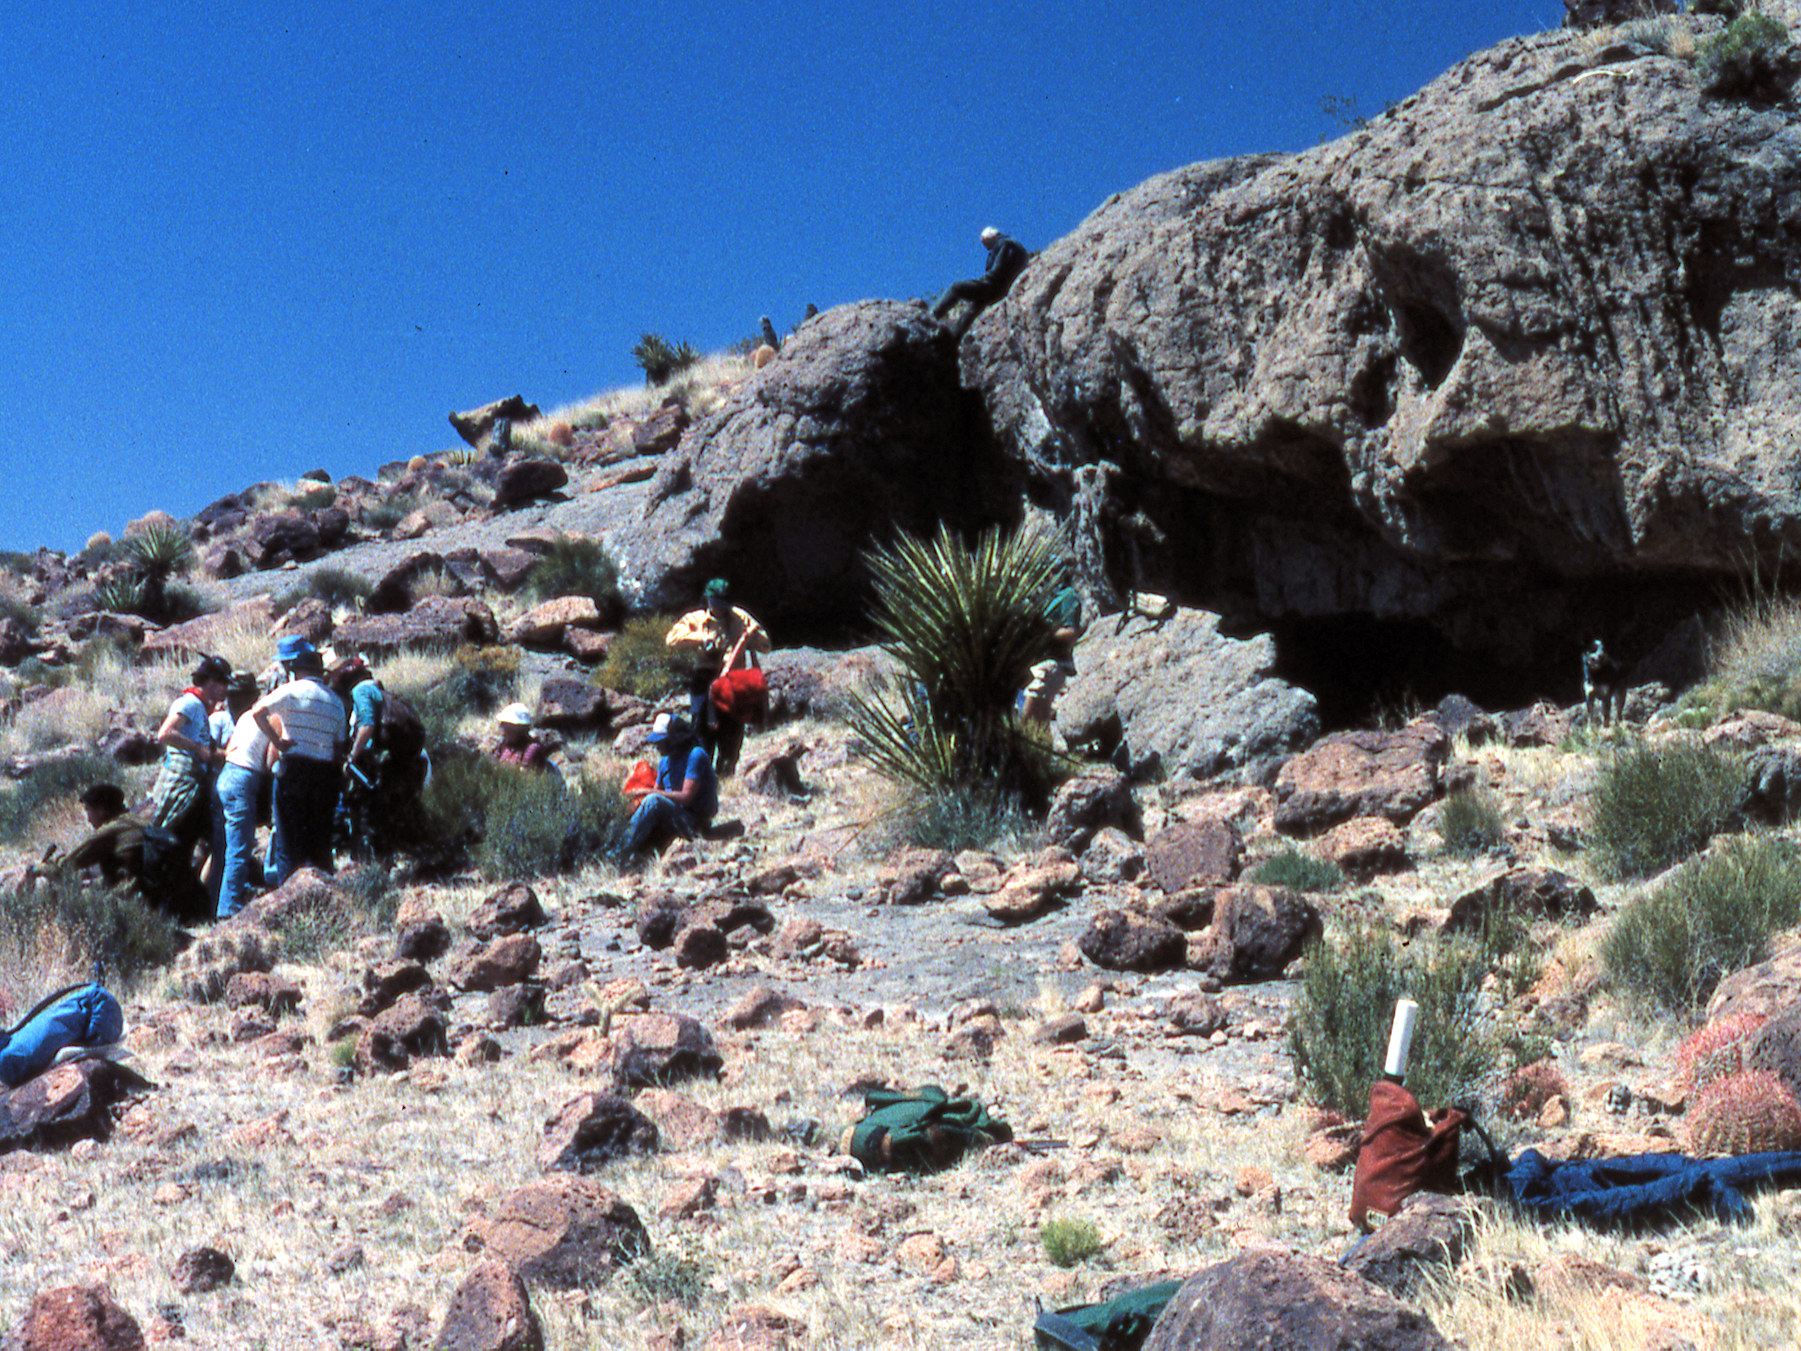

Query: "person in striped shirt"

xmin=249 ymin=641 xmax=347 ymax=886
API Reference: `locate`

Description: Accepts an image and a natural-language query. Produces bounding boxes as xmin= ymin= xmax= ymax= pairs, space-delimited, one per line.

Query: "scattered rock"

xmin=451 ymin=934 xmax=543 ymax=992
xmin=355 ymin=994 xmax=449 ymax=1075
xmin=9 ymin=1283 xmax=145 ymax=1351
xmin=1192 ymin=884 xmax=1322 ymax=983
xmin=467 ymin=883 xmax=547 ymax=940
xmin=538 ymin=1092 xmax=660 ymax=1174
xmin=610 ymin=1013 xmax=724 ymax=1089
xmin=171 ymin=1246 xmax=235 ymax=1295
xmin=0 ymin=1061 xmax=152 ymax=1154
xmin=1274 ymin=722 xmax=1449 ymax=835
xmin=1145 ymin=819 xmax=1242 ymax=893
xmin=874 ymin=849 xmax=956 ymax=905
xmin=1043 ymin=770 xmax=1139 ymax=853
xmin=726 ymin=986 xmax=805 ymax=1030
xmin=476 ymin=1176 xmax=649 ymax=1289
xmin=1320 ymin=816 xmax=1410 ymax=879
xmin=1077 ymin=910 xmax=1188 ymax=973
xmin=432 ymin=1259 xmax=544 ymax=1351
xmin=1341 ymin=1193 xmax=1475 ymax=1297
xmin=493 ymin=460 xmax=570 ymax=509
xmin=1444 ymin=866 xmax=1599 ymax=933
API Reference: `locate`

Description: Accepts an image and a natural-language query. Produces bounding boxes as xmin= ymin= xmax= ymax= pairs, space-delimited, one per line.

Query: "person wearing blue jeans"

xmin=250 ymin=642 xmax=346 ymax=888
xmin=211 ymin=759 xmax=265 ymax=919
xmin=623 ymin=714 xmax=718 ymax=859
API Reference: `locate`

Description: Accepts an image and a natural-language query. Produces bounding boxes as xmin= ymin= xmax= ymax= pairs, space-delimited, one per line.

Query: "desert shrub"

xmin=280 ymin=567 xmax=371 ymax=613
xmin=412 ymin=647 xmax=521 ymax=745
xmin=599 ymin=615 xmax=688 ymax=700
xmin=893 ymin=787 xmax=1031 ymax=854
xmin=281 ymin=863 xmax=400 ymax=963
xmin=156 ymin=580 xmax=215 ymax=624
xmin=1498 ymin=1059 xmax=1569 ymax=1121
xmin=0 ymin=751 xmax=120 ymax=844
xmin=632 ymin=333 xmax=700 ymax=385
xmin=526 ymin=536 xmax=622 ymax=617
xmin=0 ymin=593 xmax=39 ymax=634
xmin=78 ymin=532 xmax=124 ymax=568
xmin=845 ymin=524 xmax=1065 ymax=808
xmin=1249 ymin=845 xmax=1346 ymax=893
xmin=1586 ymin=738 xmax=1744 ymax=880
xmin=1687 ymin=1070 xmax=1801 ymax=1155
xmin=621 ymin=1244 xmax=704 ymax=1308
xmin=287 ymin=483 xmax=336 ymax=511
xmin=1675 ymin=1011 xmax=1768 ymax=1092
xmin=1601 ymin=832 xmax=1801 ymax=1011
xmin=0 ymin=872 xmax=181 ymax=993
xmin=1697 ymin=9 xmax=1792 ymax=97
xmin=1040 ymin=1215 xmax=1104 ymax=1268
xmin=422 ymin=754 xmax=630 ymax=879
xmin=361 ymin=493 xmax=418 ymax=532
xmin=1290 ymin=921 xmax=1504 ymax=1118
xmin=88 ymin=574 xmax=147 ymax=615
xmin=1687 ymin=594 xmax=1801 ymax=723
xmin=1440 ymin=787 xmax=1505 ymax=856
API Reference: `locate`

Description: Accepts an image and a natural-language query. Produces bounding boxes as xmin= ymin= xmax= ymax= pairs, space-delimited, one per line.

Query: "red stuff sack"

xmin=622 ymin=761 xmax=656 ymax=794
xmin=1348 ymin=1079 xmax=1467 ymax=1231
xmin=710 ymin=668 xmax=768 ymax=722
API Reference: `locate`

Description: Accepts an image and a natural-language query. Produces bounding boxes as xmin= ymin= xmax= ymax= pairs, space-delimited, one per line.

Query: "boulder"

xmin=270 ymin=596 xmax=334 ymax=646
xmin=477 ymin=1177 xmax=649 ymax=1290
xmin=433 ymin=1260 xmax=544 ymax=1351
xmin=725 ymin=986 xmax=806 ymax=1030
xmin=1081 ymin=826 xmax=1147 ymax=885
xmin=618 ymin=300 xmax=1011 ymax=631
xmin=451 ymin=396 xmax=543 ymax=449
xmin=983 ymin=858 xmax=1081 ymax=923
xmin=966 ymin=27 xmax=1801 ymax=686
xmin=450 ymin=934 xmax=543 ymax=992
xmin=1056 ymin=610 xmax=1319 ymax=780
xmin=493 ymin=459 xmax=569 ymax=509
xmin=1320 ymin=816 xmax=1410 ymax=878
xmin=355 ymin=993 xmax=449 ymax=1074
xmin=1340 ymin=1193 xmax=1475 ymax=1297
xmin=1444 ymin=866 xmax=1599 ymax=933
xmin=1142 ymin=1248 xmax=1451 ymax=1350
xmin=632 ymin=401 xmax=689 ymax=456
xmin=610 ymin=1012 xmax=724 ymax=1088
xmin=1746 ymin=1006 xmax=1801 ymax=1100
xmin=875 ymin=848 xmax=955 ymax=905
xmin=1710 ymin=938 xmax=1801 ymax=1025
xmin=1043 ymin=769 xmax=1138 ymax=853
xmin=533 ymin=677 xmax=610 ymax=731
xmin=245 ymin=509 xmax=321 ymax=569
xmin=335 ymin=596 xmax=499 ymax=654
xmin=357 ymin=961 xmax=434 ymax=1017
xmin=0 ymin=1060 xmax=152 ymax=1153
xmin=0 ymin=616 xmax=38 ymax=666
xmin=366 ymin=551 xmax=449 ymax=613
xmin=137 ymin=598 xmax=274 ymax=660
xmin=504 ymin=596 xmax=602 ymax=647
xmin=1145 ymin=819 xmax=1242 ymax=893
xmin=1193 ymin=884 xmax=1322 ymax=983
xmin=467 ymin=882 xmax=547 ymax=940
xmin=170 ymin=1246 xmax=235 ymax=1295
xmin=1077 ymin=909 xmax=1188 ymax=973
xmin=538 ymin=1092 xmax=660 ymax=1174
xmin=1274 ymin=722 xmax=1449 ymax=835
xmin=10 ymin=1283 xmax=145 ymax=1351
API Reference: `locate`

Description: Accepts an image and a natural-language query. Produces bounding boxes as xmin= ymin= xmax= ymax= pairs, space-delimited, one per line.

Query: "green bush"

xmin=1249 ymin=845 xmax=1346 ymax=892
xmin=0 ymin=752 xmax=122 ymax=844
xmin=1440 ymin=787 xmax=1505 ymax=856
xmin=632 ymin=333 xmax=700 ymax=385
xmin=0 ymin=593 xmax=39 ymax=634
xmin=1040 ymin=1215 xmax=1104 ymax=1268
xmin=1587 ymin=739 xmax=1744 ymax=880
xmin=1602 ymin=833 xmax=1801 ymax=1012
xmin=526 ymin=536 xmax=622 ymax=617
xmin=279 ymin=567 xmax=372 ymax=613
xmin=361 ymin=493 xmax=418 ymax=532
xmin=1698 ymin=10 xmax=1791 ymax=97
xmin=598 ymin=615 xmax=689 ymax=701
xmin=893 ymin=788 xmax=1031 ymax=854
xmin=1290 ymin=921 xmax=1505 ymax=1118
xmin=0 ymin=872 xmax=181 ymax=993
xmin=411 ymin=647 xmax=521 ymax=745
xmin=846 ymin=524 xmax=1065 ymax=807
xmin=279 ymin=862 xmax=400 ymax=963
xmin=422 ymin=754 xmax=631 ymax=880
xmin=288 ymin=483 xmax=336 ymax=511
xmin=621 ymin=1244 xmax=703 ymax=1308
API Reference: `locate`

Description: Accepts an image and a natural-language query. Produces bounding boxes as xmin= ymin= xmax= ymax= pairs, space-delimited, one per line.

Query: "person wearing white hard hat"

xmin=493 ymin=702 xmax=550 ymax=772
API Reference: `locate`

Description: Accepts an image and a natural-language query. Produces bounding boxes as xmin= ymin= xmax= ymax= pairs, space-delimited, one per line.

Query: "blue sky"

xmin=0 ymin=0 xmax=1558 ymax=553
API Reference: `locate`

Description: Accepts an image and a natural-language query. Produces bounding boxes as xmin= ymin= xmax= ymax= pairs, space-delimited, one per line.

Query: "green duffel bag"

xmin=1033 ymin=1279 xmax=1185 ymax=1351
xmin=847 ymin=1084 xmax=1012 ymax=1173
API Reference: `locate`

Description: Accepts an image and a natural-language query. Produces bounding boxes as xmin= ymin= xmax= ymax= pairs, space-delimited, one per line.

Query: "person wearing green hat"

xmin=664 ymin=577 xmax=770 ymax=776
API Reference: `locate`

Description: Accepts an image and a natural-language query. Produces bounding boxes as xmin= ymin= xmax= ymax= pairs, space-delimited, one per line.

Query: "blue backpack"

xmin=0 ymin=984 xmax=125 ymax=1088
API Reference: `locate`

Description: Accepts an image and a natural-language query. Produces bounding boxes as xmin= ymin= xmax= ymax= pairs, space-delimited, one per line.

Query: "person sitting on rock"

xmin=56 ymin=784 xmax=207 ymax=925
xmin=493 ymin=703 xmax=551 ymax=772
xmin=621 ymin=713 xmax=718 ymax=859
xmin=665 ymin=578 xmax=770 ymax=777
xmin=931 ymin=227 xmax=1029 ymax=338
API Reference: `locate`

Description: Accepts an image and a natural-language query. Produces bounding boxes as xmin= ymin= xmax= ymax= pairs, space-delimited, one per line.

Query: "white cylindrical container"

xmin=1383 ymin=998 xmax=1420 ymax=1080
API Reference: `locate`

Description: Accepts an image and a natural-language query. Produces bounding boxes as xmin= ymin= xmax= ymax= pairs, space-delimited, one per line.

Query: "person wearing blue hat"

xmin=246 ymin=640 xmax=347 ymax=886
xmin=621 ymin=712 xmax=718 ymax=860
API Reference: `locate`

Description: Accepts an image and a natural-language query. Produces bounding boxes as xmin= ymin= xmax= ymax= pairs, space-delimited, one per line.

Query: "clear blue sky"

xmin=0 ymin=0 xmax=1558 ymax=553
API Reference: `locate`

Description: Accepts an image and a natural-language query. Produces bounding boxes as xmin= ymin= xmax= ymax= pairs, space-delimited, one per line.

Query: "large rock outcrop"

xmin=619 ymin=300 xmax=1013 ymax=630
xmin=966 ymin=26 xmax=1801 ymax=683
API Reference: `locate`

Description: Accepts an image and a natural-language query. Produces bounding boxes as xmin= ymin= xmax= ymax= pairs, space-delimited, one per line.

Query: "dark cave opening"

xmin=1262 ymin=613 xmax=1589 ymax=731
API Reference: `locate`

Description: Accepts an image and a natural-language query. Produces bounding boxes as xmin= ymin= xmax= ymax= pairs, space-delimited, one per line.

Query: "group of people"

xmin=61 ymin=636 xmax=423 ymax=923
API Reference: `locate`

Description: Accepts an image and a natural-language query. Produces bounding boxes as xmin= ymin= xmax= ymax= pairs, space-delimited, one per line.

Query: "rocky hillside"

xmin=1 ymin=10 xmax=1800 ymax=1351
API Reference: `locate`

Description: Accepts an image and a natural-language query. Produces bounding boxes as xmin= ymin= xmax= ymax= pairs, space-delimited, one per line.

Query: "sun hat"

xmin=498 ymin=702 xmax=535 ymax=728
xmin=646 ymin=712 xmax=692 ymax=745
xmin=275 ymin=635 xmax=315 ymax=665
xmin=288 ymin=646 xmax=325 ymax=675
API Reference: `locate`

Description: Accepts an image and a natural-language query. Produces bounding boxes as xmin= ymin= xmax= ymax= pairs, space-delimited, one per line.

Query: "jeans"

xmin=267 ymin=757 xmax=340 ymax=886
xmin=625 ymin=794 xmax=701 ymax=856
xmin=212 ymin=762 xmax=265 ymax=920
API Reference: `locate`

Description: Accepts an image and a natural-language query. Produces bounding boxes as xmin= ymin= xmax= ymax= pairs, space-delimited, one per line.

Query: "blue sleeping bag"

xmin=1507 ymin=1147 xmax=1801 ymax=1227
xmin=0 ymin=984 xmax=125 ymax=1088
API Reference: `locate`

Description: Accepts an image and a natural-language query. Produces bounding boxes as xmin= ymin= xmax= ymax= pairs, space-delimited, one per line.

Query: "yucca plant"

xmin=846 ymin=523 xmax=1063 ymax=804
xmin=122 ymin=520 xmax=195 ymax=620
xmin=632 ymin=333 xmax=700 ymax=385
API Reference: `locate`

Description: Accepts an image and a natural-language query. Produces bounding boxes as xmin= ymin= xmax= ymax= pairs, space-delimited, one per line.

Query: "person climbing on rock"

xmin=931 ymin=226 xmax=1028 ymax=337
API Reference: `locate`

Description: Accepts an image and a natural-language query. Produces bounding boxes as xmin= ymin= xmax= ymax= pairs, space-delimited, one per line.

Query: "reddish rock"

xmin=335 ymin=596 xmax=499 ymax=655
xmin=875 ymin=848 xmax=955 ymax=905
xmin=478 ymin=1176 xmax=649 ymax=1287
xmin=223 ymin=971 xmax=303 ymax=1016
xmin=1340 ymin=1193 xmax=1474 ymax=1297
xmin=171 ymin=1246 xmax=235 ymax=1294
xmin=467 ymin=883 xmax=546 ymax=940
xmin=674 ymin=924 xmax=729 ymax=970
xmin=504 ymin=597 xmax=601 ymax=647
xmin=10 ymin=1283 xmax=145 ymax=1351
xmin=355 ymin=994 xmax=449 ymax=1075
xmin=610 ymin=1012 xmax=723 ymax=1088
xmin=1320 ymin=816 xmax=1410 ymax=879
xmin=1076 ymin=909 xmax=1188 ymax=973
xmin=726 ymin=986 xmax=805 ymax=1030
xmin=493 ymin=460 xmax=569 ymax=509
xmin=0 ymin=1060 xmax=152 ymax=1154
xmin=1193 ymin=884 xmax=1322 ymax=983
xmin=1145 ymin=819 xmax=1242 ymax=892
xmin=366 ymin=551 xmax=451 ymax=612
xmin=451 ymin=934 xmax=543 ymax=992
xmin=1273 ymin=721 xmax=1450 ymax=835
xmin=269 ymin=596 xmax=334 ymax=646
xmin=433 ymin=1259 xmax=543 ymax=1351
xmin=534 ymin=677 xmax=611 ymax=731
xmin=563 ymin=627 xmax=611 ymax=663
xmin=539 ymin=1093 xmax=660 ymax=1173
xmin=1444 ymin=866 xmax=1598 ymax=933
xmin=1043 ymin=770 xmax=1137 ymax=853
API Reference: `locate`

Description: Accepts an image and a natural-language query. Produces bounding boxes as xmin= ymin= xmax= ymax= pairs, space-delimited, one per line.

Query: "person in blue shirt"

xmin=622 ymin=714 xmax=718 ymax=859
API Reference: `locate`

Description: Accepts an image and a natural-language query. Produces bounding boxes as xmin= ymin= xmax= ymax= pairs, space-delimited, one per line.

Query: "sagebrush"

xmin=1586 ymin=738 xmax=1743 ymax=880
